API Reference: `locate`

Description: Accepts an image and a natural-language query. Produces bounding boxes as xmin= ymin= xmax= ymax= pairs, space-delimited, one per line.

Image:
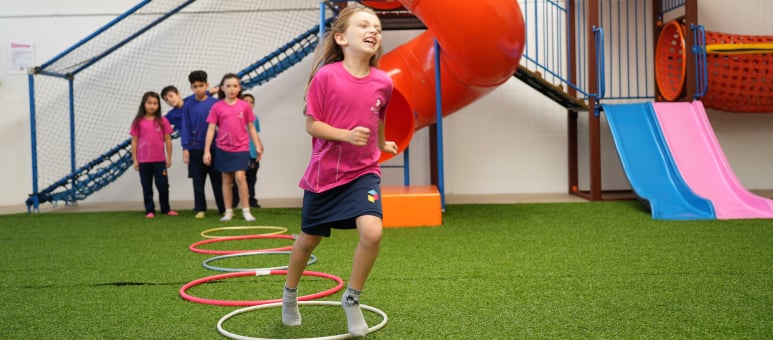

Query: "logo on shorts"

xmin=367 ymin=189 xmax=379 ymax=203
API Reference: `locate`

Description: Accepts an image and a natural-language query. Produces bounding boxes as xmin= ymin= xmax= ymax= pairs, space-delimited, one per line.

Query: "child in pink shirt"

xmin=203 ymin=73 xmax=263 ymax=222
xmin=130 ymin=91 xmax=177 ymax=218
xmin=281 ymin=4 xmax=398 ymax=337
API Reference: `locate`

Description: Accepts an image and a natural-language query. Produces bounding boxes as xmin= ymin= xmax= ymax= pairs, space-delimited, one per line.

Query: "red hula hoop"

xmin=189 ymin=234 xmax=294 ymax=255
xmin=179 ymin=269 xmax=344 ymax=307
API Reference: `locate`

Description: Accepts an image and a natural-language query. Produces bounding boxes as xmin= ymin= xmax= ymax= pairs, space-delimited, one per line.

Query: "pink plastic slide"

xmin=652 ymin=101 xmax=773 ymax=219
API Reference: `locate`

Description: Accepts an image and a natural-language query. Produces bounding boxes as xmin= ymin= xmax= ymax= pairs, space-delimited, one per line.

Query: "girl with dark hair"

xmin=130 ymin=91 xmax=177 ymax=218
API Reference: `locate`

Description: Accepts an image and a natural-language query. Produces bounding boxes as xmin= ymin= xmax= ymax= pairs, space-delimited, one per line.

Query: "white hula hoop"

xmin=217 ymin=301 xmax=388 ymax=340
xmin=202 ymin=251 xmax=317 ymax=272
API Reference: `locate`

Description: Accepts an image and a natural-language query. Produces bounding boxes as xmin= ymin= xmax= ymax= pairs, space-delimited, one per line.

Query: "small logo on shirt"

xmin=370 ymin=98 xmax=382 ymax=114
xmin=367 ymin=189 xmax=379 ymax=203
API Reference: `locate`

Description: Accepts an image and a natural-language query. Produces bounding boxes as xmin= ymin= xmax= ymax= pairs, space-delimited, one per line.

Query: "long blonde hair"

xmin=307 ymin=4 xmax=383 ymax=87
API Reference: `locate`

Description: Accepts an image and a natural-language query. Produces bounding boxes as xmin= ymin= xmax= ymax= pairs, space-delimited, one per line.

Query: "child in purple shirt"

xmin=130 ymin=91 xmax=177 ymax=218
xmin=281 ymin=4 xmax=398 ymax=337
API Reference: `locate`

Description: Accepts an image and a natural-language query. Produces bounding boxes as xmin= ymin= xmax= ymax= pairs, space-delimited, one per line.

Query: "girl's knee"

xmin=358 ymin=225 xmax=382 ymax=246
xmin=294 ymin=234 xmax=322 ymax=253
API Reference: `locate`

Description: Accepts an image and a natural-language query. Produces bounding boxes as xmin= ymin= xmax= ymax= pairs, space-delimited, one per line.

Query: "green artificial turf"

xmin=0 ymin=201 xmax=770 ymax=339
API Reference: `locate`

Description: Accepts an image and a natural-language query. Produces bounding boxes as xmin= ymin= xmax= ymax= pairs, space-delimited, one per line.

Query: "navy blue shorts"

xmin=301 ymin=173 xmax=383 ymax=237
xmin=215 ymin=147 xmax=250 ymax=173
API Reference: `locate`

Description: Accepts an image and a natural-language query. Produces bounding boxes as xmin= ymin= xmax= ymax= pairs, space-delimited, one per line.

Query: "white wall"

xmin=1 ymin=0 xmax=771 ymax=209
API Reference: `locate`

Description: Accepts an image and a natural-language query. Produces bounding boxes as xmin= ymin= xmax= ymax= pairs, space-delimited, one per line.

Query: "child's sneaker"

xmin=166 ymin=210 xmax=179 ymax=216
xmin=145 ymin=212 xmax=155 ymax=218
xmin=220 ymin=209 xmax=233 ymax=222
xmin=195 ymin=211 xmax=206 ymax=219
xmin=243 ymin=208 xmax=255 ymax=222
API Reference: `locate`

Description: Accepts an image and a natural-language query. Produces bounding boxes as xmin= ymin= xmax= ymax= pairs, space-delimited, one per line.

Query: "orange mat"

xmin=381 ymin=185 xmax=442 ymax=227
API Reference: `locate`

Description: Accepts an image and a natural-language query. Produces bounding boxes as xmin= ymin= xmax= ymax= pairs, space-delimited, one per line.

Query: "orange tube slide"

xmin=360 ymin=1 xmax=403 ymax=10
xmin=372 ymin=0 xmax=526 ymax=161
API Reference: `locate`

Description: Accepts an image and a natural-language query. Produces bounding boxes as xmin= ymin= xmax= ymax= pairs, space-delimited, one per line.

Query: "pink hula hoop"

xmin=189 ymin=234 xmax=294 ymax=255
xmin=179 ymin=269 xmax=344 ymax=307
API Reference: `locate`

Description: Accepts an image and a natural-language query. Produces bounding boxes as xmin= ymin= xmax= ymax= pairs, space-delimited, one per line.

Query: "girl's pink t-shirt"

xmin=299 ymin=62 xmax=393 ymax=193
xmin=130 ymin=117 xmax=172 ymax=163
xmin=206 ymin=99 xmax=256 ymax=153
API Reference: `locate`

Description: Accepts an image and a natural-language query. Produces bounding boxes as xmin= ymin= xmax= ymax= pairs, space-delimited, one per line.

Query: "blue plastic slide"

xmin=602 ymin=103 xmax=715 ymax=220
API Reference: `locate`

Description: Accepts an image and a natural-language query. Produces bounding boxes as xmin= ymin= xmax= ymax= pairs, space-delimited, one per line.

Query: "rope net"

xmin=29 ymin=0 xmax=326 ymax=208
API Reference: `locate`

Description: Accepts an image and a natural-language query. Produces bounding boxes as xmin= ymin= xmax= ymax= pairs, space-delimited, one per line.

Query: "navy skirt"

xmin=215 ymin=147 xmax=251 ymax=173
xmin=301 ymin=173 xmax=383 ymax=237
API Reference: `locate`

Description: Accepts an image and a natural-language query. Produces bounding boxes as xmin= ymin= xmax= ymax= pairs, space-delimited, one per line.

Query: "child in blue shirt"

xmin=180 ymin=70 xmax=225 ymax=218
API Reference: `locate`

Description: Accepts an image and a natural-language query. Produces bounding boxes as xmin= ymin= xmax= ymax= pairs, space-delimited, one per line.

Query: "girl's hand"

xmin=166 ymin=159 xmax=172 ymax=168
xmin=348 ymin=126 xmax=370 ymax=146
xmin=381 ymin=141 xmax=398 ymax=155
xmin=203 ymin=152 xmax=211 ymax=166
xmin=133 ymin=160 xmax=139 ymax=171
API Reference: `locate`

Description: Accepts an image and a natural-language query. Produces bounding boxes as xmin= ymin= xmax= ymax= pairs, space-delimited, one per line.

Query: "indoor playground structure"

xmin=602 ymin=5 xmax=773 ymax=220
xmin=24 ymin=0 xmax=772 ymax=222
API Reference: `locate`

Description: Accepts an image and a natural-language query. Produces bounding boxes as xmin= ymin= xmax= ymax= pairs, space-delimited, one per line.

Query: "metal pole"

xmin=68 ymin=77 xmax=76 ymax=203
xmin=27 ymin=73 xmax=39 ymax=212
xmin=433 ymin=39 xmax=445 ymax=211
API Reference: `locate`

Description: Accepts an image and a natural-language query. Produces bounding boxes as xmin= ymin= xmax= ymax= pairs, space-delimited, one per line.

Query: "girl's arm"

xmin=305 ymin=115 xmax=370 ymax=146
xmin=164 ymin=134 xmax=173 ymax=168
xmin=131 ymin=136 xmax=140 ymax=170
xmin=247 ymin=122 xmax=263 ymax=161
xmin=202 ymin=123 xmax=217 ymax=165
xmin=378 ymin=119 xmax=398 ymax=155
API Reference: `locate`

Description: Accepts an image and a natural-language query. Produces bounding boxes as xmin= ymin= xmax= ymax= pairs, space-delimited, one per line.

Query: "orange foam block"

xmin=381 ymin=185 xmax=442 ymax=227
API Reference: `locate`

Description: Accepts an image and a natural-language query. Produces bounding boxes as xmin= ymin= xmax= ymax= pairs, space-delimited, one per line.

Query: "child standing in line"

xmin=232 ymin=93 xmax=261 ymax=209
xmin=130 ymin=91 xmax=178 ymax=218
xmin=281 ymin=4 xmax=397 ymax=337
xmin=181 ymin=70 xmax=225 ymax=219
xmin=203 ymin=73 xmax=263 ymax=222
xmin=161 ymin=85 xmax=185 ymax=131
xmin=162 ymin=84 xmax=220 ymax=131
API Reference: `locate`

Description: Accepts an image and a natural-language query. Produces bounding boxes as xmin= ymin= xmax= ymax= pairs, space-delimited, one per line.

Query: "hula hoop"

xmin=201 ymin=226 xmax=289 ymax=239
xmin=179 ymin=269 xmax=343 ymax=307
xmin=203 ymin=251 xmax=317 ymax=272
xmin=190 ymin=234 xmax=295 ymax=255
xmin=217 ymin=301 xmax=389 ymax=340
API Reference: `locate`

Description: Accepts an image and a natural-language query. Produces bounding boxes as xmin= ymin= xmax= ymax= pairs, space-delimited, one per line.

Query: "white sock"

xmin=282 ymin=286 xmax=301 ymax=326
xmin=242 ymin=207 xmax=255 ymax=222
xmin=341 ymin=287 xmax=368 ymax=337
xmin=219 ymin=209 xmax=233 ymax=222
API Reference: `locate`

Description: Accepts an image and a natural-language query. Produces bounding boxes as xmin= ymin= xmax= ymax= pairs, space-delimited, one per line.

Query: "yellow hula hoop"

xmin=200 ymin=226 xmax=289 ymax=239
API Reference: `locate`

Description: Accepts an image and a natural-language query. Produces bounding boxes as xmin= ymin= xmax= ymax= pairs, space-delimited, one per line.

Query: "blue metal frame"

xmin=594 ymin=26 xmax=605 ymax=100
xmin=28 ymin=0 xmax=197 ymax=211
xmin=26 ymin=0 xmax=323 ymax=211
xmin=70 ymin=1 xmax=195 ymax=76
xmin=38 ymin=0 xmax=152 ymax=71
xmin=67 ymin=78 xmax=76 ymax=203
xmin=27 ymin=74 xmax=39 ymax=212
xmin=691 ymin=24 xmax=708 ymax=99
xmin=433 ymin=39 xmax=445 ymax=210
